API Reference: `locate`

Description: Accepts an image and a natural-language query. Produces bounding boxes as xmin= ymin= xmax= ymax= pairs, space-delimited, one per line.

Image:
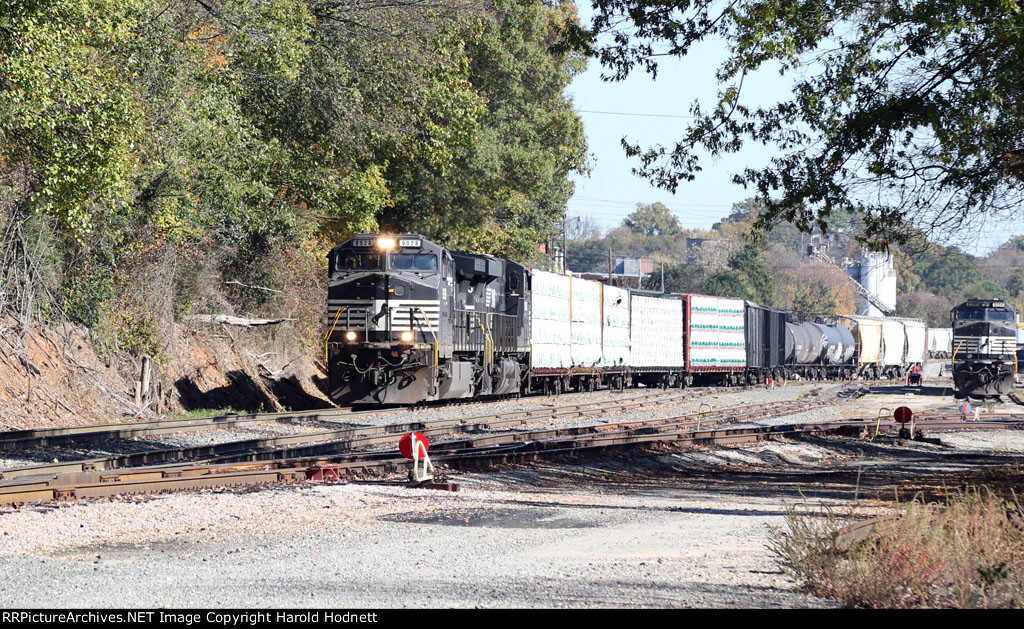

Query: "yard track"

xmin=1 ymin=381 xmax=968 ymax=505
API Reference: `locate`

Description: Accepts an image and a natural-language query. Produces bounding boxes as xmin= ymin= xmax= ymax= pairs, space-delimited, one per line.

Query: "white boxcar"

xmin=686 ymin=294 xmax=746 ymax=370
xmin=901 ymin=318 xmax=927 ymax=364
xmin=880 ymin=318 xmax=906 ymax=367
xmin=570 ymin=276 xmax=603 ymax=367
xmin=630 ymin=293 xmax=684 ymax=368
xmin=601 ymin=285 xmax=631 ymax=367
xmin=530 ymin=270 xmax=571 ymax=368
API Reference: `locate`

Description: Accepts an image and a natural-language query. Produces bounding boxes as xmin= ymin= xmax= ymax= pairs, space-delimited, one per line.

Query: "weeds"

xmin=170 ymin=408 xmax=243 ymax=419
xmin=768 ymin=486 xmax=1024 ymax=608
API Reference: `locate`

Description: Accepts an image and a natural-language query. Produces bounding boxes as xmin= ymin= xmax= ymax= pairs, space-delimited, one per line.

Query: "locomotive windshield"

xmin=335 ymin=253 xmax=381 ymax=271
xmin=954 ymin=307 xmax=1013 ymax=321
xmin=389 ymin=253 xmax=438 ymax=272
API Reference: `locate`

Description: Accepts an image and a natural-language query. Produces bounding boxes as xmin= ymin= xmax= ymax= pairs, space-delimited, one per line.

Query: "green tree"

xmin=791 ymin=282 xmax=837 ymax=320
xmin=910 ymin=245 xmax=981 ymax=294
xmin=729 ymin=240 xmax=774 ymax=305
xmin=0 ymin=0 xmax=143 ymax=238
xmin=703 ymin=269 xmax=752 ymax=301
xmin=0 ymin=0 xmax=590 ymax=357
xmin=379 ymin=0 xmax=588 ymax=261
xmin=565 ymin=0 xmax=1024 ymax=245
xmin=964 ymin=280 xmax=1010 ymax=302
xmin=623 ymin=202 xmax=682 ymax=236
xmin=662 ymin=262 xmax=705 ymax=294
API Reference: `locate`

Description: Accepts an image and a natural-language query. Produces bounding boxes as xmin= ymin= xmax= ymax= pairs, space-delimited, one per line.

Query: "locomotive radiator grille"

xmin=388 ymin=300 xmax=441 ymax=332
xmin=325 ymin=299 xmax=440 ymax=332
xmin=326 ymin=300 xmax=371 ymax=330
xmin=952 ymin=335 xmax=1017 ymax=356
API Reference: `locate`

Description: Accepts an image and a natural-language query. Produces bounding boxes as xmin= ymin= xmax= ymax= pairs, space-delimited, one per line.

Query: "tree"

xmin=565 ymin=1 xmax=1024 ymax=246
xmin=791 ymin=282 xmax=837 ymax=320
xmin=662 ymin=262 xmax=705 ymax=294
xmin=728 ymin=240 xmax=774 ymax=305
xmin=566 ymin=215 xmax=603 ymax=242
xmin=897 ymin=291 xmax=955 ymax=327
xmin=623 ymin=202 xmax=683 ymax=236
xmin=378 ymin=0 xmax=588 ymax=261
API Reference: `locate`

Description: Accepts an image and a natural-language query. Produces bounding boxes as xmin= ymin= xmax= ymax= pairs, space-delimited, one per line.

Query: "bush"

xmin=769 ymin=487 xmax=1024 ymax=608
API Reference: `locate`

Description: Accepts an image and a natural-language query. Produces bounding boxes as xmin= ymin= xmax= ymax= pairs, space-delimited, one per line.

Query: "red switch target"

xmin=399 ymin=432 xmax=429 ymax=459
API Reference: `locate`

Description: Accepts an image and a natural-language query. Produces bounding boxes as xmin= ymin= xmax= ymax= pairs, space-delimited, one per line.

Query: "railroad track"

xmin=0 ymin=385 xmax=739 ymax=451
xmin=0 ymin=377 xmax=883 ymax=452
xmin=4 ymin=411 xmax=1020 ymax=506
xmin=0 ymin=382 xmax=861 ymax=481
xmin=0 ymin=382 xmax=912 ymax=505
xmin=0 ymin=388 xmax=692 ymax=479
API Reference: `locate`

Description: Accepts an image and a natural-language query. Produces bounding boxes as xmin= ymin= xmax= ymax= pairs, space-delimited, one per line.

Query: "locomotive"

xmin=951 ymin=298 xmax=1018 ymax=398
xmin=324 ymin=233 xmax=938 ymax=405
xmin=324 ymin=234 xmax=529 ymax=404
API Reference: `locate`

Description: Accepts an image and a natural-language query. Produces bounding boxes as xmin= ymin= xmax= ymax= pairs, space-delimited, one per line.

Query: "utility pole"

xmin=661 ymin=263 xmax=665 ymax=293
xmin=562 ymin=212 xmax=568 ymax=274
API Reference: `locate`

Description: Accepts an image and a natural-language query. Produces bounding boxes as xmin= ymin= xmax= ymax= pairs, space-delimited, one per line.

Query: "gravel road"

xmin=0 ymin=468 xmax=837 ymax=608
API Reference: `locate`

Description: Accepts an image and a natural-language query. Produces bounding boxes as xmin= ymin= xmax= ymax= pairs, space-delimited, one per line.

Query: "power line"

xmin=576 ymin=109 xmax=699 ymax=119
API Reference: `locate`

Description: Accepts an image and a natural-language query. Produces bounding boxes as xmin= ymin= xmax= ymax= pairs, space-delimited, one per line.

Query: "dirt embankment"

xmin=0 ymin=317 xmax=332 ymax=429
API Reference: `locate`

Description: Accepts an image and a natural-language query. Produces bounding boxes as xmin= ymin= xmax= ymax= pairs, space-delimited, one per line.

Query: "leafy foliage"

xmin=623 ymin=202 xmax=682 ymax=236
xmin=564 ymin=0 xmax=1024 ymax=246
xmin=570 ymin=194 xmax=1017 ymax=321
xmin=0 ymin=0 xmax=587 ymax=354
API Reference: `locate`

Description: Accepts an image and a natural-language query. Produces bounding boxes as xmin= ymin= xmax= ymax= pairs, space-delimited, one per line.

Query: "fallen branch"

xmin=187 ymin=315 xmax=295 ymax=328
xmin=224 ymin=280 xmax=281 ymax=294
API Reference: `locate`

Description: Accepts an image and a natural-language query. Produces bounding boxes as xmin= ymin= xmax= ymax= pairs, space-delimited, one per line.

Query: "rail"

xmin=3 ymin=399 xmax=1021 ymax=506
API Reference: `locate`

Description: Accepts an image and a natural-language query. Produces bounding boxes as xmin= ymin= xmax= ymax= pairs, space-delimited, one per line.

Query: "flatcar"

xmin=951 ymin=298 xmax=1017 ymax=398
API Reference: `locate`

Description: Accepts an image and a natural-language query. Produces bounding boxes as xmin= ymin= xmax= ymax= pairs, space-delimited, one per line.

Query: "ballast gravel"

xmin=0 ymin=472 xmax=837 ymax=608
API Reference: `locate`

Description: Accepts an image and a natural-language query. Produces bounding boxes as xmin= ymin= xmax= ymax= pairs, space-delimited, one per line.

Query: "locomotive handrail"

xmin=951 ymin=339 xmax=964 ymax=377
xmin=324 ymin=306 xmax=349 ymax=363
xmin=411 ymin=307 xmax=439 ymax=389
xmin=473 ymin=313 xmax=494 ymax=369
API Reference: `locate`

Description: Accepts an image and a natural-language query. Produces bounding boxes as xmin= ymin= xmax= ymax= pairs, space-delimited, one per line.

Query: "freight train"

xmin=951 ymin=298 xmax=1018 ymax=398
xmin=324 ymin=233 xmax=950 ymax=405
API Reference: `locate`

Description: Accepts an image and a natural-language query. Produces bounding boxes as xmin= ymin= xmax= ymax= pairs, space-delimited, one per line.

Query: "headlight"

xmin=399 ymin=331 xmax=413 ymax=343
xmin=345 ymin=331 xmax=357 ymax=342
xmin=376 ymin=237 xmax=396 ymax=250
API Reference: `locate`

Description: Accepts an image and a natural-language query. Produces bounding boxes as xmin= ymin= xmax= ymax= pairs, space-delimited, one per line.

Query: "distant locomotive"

xmin=951 ymin=298 xmax=1018 ymax=398
xmin=324 ymin=233 xmax=941 ymax=405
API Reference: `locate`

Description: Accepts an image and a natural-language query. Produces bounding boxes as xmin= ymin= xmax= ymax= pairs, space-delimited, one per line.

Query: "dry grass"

xmin=769 ymin=486 xmax=1024 ymax=608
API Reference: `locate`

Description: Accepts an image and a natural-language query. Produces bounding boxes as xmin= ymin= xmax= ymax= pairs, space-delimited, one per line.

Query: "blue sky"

xmin=563 ymin=4 xmax=1021 ymax=256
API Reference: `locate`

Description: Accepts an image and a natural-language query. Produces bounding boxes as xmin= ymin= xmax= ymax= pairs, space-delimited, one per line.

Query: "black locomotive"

xmin=951 ymin=298 xmax=1018 ymax=398
xmin=325 ymin=234 xmax=529 ymax=404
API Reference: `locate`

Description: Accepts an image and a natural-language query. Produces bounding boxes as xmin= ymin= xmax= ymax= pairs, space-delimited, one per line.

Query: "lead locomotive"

xmin=951 ymin=298 xmax=1018 ymax=398
xmin=325 ymin=234 xmax=529 ymax=404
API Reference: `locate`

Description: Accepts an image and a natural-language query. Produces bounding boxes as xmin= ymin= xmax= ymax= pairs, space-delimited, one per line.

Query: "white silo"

xmin=856 ymin=251 xmax=897 ymax=317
